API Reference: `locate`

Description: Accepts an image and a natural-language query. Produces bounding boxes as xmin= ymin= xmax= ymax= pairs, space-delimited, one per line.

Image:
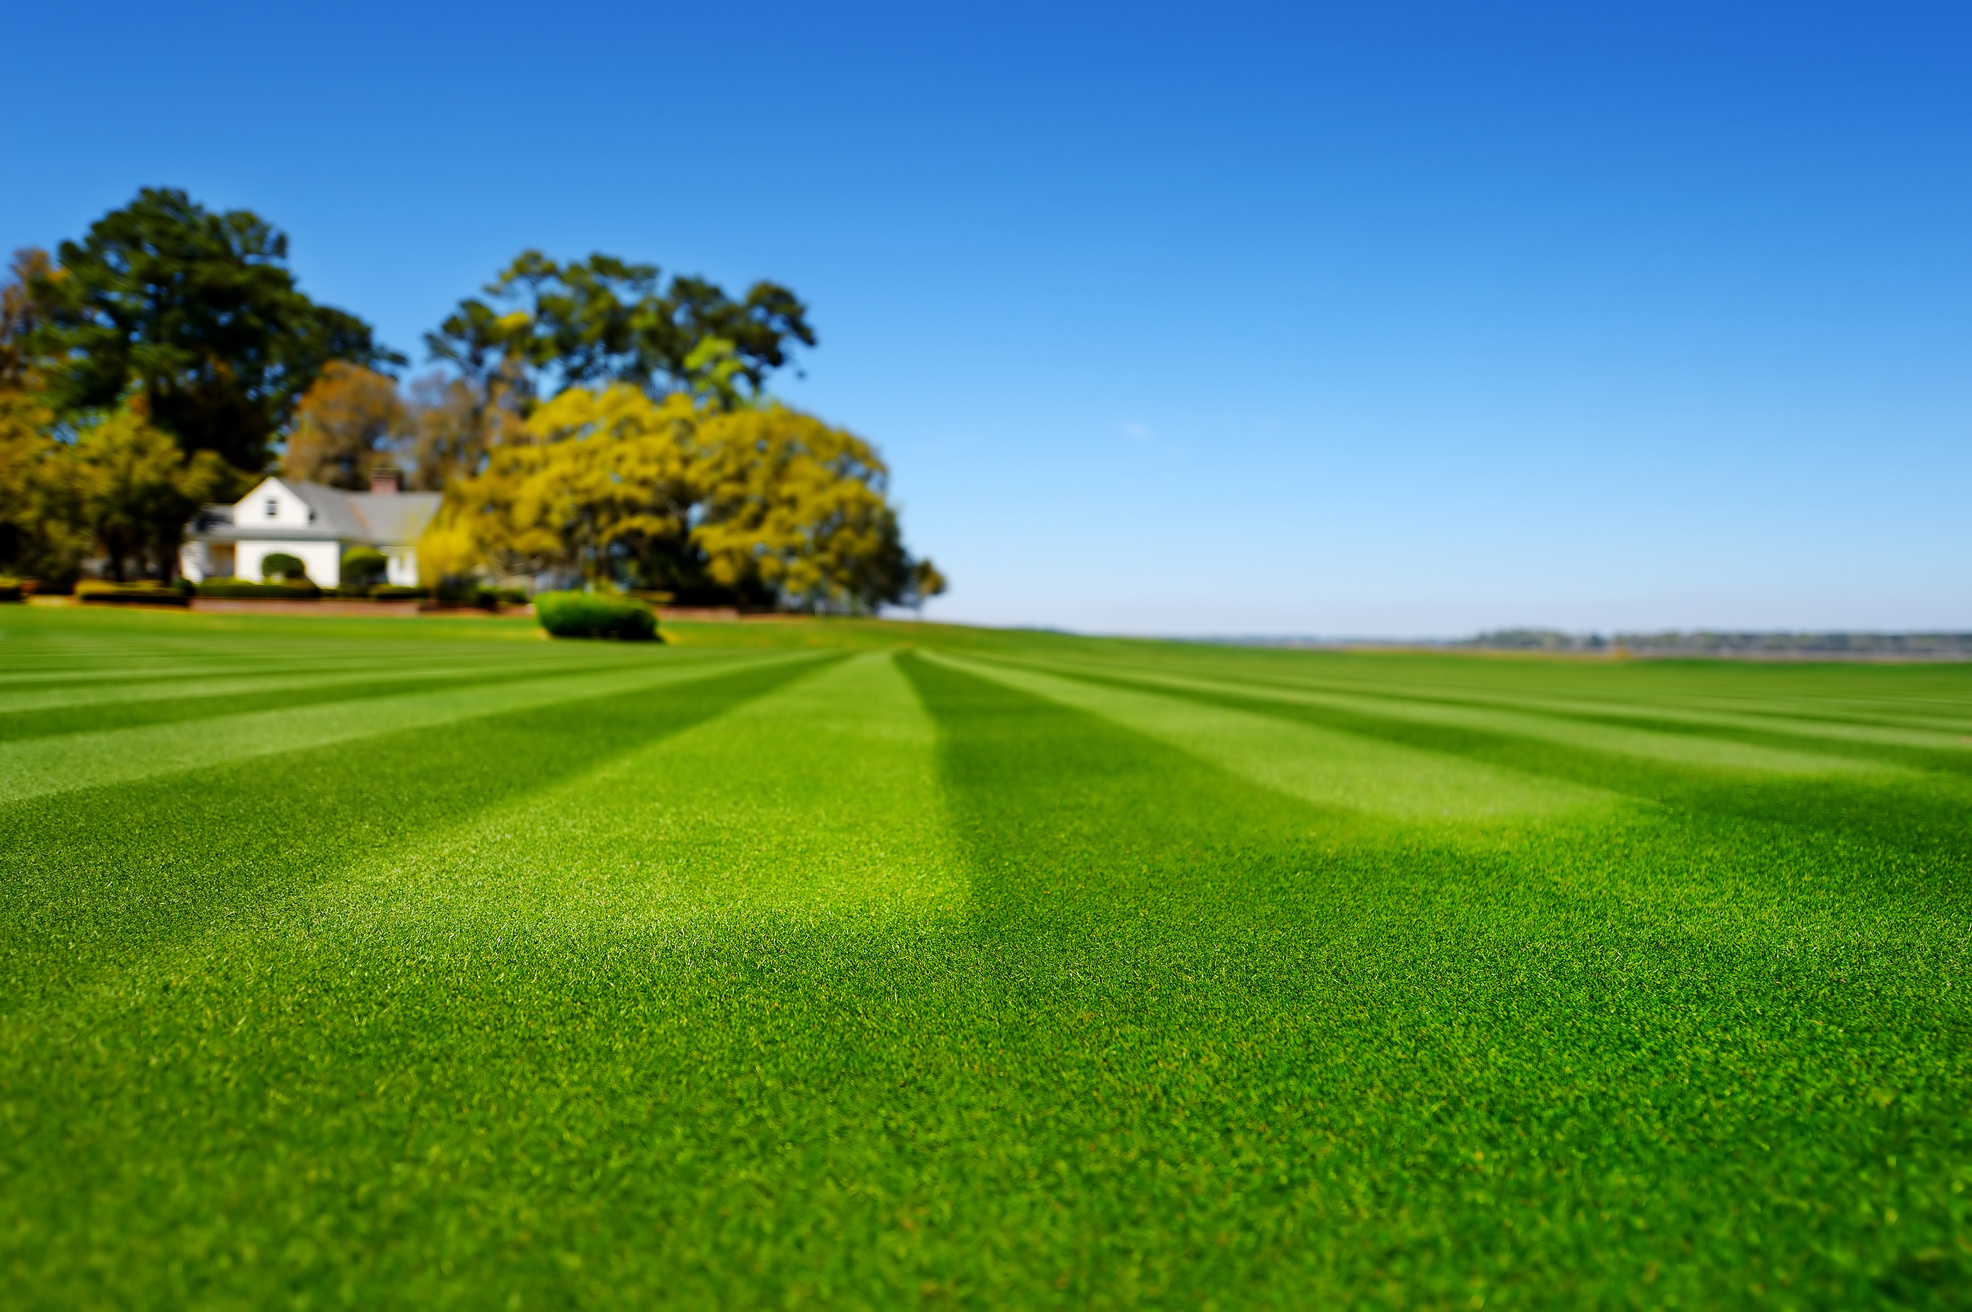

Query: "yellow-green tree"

xmin=424 ymin=386 xmax=695 ymax=586
xmin=692 ymin=405 xmax=913 ymax=611
xmin=72 ymin=403 xmax=237 ymax=581
xmin=422 ymin=386 xmax=944 ymax=611
xmin=0 ymin=390 xmax=86 ymax=582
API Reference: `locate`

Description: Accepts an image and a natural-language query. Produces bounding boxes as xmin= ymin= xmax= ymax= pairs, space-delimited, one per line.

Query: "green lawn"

xmin=2 ymin=606 xmax=1968 ymax=1308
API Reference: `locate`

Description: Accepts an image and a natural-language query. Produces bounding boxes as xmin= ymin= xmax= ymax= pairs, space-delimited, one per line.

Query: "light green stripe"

xmin=928 ymin=651 xmax=1610 ymax=823
xmin=0 ymin=652 xmax=813 ymax=806
xmin=1122 ymin=654 xmax=1972 ymax=736
xmin=1094 ymin=660 xmax=1969 ymax=752
xmin=994 ymin=653 xmax=1901 ymax=776
xmin=295 ymin=651 xmax=964 ymax=940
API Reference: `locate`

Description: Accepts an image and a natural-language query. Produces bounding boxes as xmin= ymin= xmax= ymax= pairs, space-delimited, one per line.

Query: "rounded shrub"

xmin=261 ymin=553 xmax=308 ymax=582
xmin=341 ymin=546 xmax=388 ymax=586
xmin=534 ymin=591 xmax=658 ymax=641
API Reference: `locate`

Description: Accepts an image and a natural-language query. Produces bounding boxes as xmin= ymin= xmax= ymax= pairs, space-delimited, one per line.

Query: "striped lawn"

xmin=0 ymin=607 xmax=1967 ymax=1308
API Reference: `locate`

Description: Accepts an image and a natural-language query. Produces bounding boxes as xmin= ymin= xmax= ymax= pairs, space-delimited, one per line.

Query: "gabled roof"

xmin=189 ymin=478 xmax=441 ymax=546
xmin=287 ymin=481 xmax=374 ymax=539
xmin=343 ymin=490 xmax=443 ymax=545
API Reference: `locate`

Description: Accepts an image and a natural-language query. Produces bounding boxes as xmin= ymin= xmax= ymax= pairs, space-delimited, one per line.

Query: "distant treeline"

xmin=1462 ymin=629 xmax=1972 ymax=657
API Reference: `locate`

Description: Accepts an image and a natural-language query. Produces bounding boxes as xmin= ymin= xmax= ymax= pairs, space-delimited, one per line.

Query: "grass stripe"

xmin=996 ymin=651 xmax=1903 ymax=776
xmin=0 ymin=654 xmax=648 ymax=717
xmin=1182 ymin=666 xmax=1972 ymax=748
xmin=281 ymin=651 xmax=965 ymax=946
xmin=0 ymin=651 xmax=816 ymax=806
xmin=928 ymin=650 xmax=1610 ymax=821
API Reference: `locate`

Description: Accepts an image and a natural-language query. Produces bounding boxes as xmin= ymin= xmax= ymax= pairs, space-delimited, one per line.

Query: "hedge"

xmin=435 ymin=580 xmax=500 ymax=610
xmin=76 ymin=581 xmax=189 ymax=607
xmin=194 ymin=578 xmax=322 ymax=599
xmin=0 ymin=578 xmax=22 ymax=603
xmin=534 ymin=591 xmax=658 ymax=641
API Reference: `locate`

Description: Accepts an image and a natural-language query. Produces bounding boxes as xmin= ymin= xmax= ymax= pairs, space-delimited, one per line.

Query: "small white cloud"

xmin=1120 ymin=420 xmax=1154 ymax=442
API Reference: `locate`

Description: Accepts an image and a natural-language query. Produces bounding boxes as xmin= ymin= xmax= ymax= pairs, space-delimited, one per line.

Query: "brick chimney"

xmin=369 ymin=466 xmax=401 ymax=495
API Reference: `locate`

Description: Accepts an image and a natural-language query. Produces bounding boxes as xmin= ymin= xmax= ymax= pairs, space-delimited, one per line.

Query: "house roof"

xmin=345 ymin=490 xmax=443 ymax=545
xmin=189 ymin=479 xmax=441 ymax=546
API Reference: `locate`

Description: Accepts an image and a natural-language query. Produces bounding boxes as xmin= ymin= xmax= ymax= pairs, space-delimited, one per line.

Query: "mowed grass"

xmin=1 ymin=607 xmax=1968 ymax=1308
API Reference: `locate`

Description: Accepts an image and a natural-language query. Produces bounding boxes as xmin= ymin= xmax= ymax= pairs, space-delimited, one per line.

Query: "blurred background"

xmin=6 ymin=0 xmax=1968 ymax=635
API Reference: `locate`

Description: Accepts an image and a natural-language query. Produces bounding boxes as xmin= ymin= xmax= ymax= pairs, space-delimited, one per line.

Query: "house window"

xmin=265 ymin=498 xmax=279 ymax=518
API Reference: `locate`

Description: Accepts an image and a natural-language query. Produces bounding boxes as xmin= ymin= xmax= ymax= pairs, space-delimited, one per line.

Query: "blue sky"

xmin=6 ymin=0 xmax=1968 ymax=635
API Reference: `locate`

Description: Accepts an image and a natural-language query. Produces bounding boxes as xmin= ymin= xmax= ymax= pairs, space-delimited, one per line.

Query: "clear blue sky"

xmin=7 ymin=1 xmax=1967 ymax=635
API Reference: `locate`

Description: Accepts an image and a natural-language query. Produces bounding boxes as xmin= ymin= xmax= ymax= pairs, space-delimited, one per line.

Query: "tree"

xmin=282 ymin=362 xmax=410 ymax=489
xmin=401 ymin=371 xmax=504 ymax=491
xmin=71 ymin=403 xmax=236 ymax=581
xmin=0 ymin=389 xmax=88 ymax=583
xmin=0 ymin=249 xmax=56 ymax=392
xmin=692 ymin=405 xmax=937 ymax=613
xmin=25 ymin=188 xmax=399 ymax=470
xmin=427 ymin=385 xmax=698 ymax=587
xmin=425 ymin=251 xmax=814 ymax=409
xmin=422 ymin=386 xmax=943 ymax=612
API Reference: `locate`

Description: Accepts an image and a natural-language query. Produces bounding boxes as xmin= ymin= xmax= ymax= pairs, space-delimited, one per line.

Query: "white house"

xmin=180 ymin=469 xmax=442 ymax=587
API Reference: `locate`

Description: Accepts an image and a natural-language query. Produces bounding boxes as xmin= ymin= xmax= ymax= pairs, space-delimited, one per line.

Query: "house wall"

xmin=178 ymin=540 xmax=234 ymax=583
xmin=242 ymin=479 xmax=317 ymax=532
xmin=236 ymin=540 xmax=343 ymax=586
xmin=386 ymin=549 xmax=417 ymax=586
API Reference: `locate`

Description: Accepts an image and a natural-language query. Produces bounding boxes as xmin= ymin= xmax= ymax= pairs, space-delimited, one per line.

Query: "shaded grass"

xmin=0 ymin=607 xmax=1967 ymax=1308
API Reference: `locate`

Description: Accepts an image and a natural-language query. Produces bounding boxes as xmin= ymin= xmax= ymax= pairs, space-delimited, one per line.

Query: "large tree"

xmin=70 ymin=403 xmax=237 ymax=581
xmin=421 ymin=385 xmax=942 ymax=612
xmin=0 ymin=248 xmax=55 ymax=391
xmin=282 ymin=362 xmax=410 ymax=489
xmin=26 ymin=188 xmax=398 ymax=470
xmin=426 ymin=251 xmax=815 ymax=409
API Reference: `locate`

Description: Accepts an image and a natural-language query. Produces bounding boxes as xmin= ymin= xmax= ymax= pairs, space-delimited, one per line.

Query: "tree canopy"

xmin=426 ymin=252 xmax=815 ymax=408
xmin=423 ymin=386 xmax=943 ymax=613
xmin=282 ymin=362 xmax=411 ymax=489
xmin=69 ymin=402 xmax=237 ymax=582
xmin=23 ymin=188 xmax=397 ymax=469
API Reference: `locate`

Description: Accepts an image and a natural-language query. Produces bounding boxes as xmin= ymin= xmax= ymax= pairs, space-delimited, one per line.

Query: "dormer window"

xmin=265 ymin=498 xmax=279 ymax=518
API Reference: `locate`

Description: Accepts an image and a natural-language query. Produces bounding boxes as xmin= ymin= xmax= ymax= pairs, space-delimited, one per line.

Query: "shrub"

xmin=436 ymin=579 xmax=499 ymax=609
xmin=76 ymin=581 xmax=189 ymax=607
xmin=0 ymin=578 xmax=22 ymax=603
xmin=498 ymin=587 xmax=530 ymax=606
xmin=371 ymin=585 xmax=428 ymax=601
xmin=341 ymin=546 xmax=388 ymax=586
xmin=194 ymin=577 xmax=321 ymax=599
xmin=535 ymin=591 xmax=658 ymax=641
xmin=261 ymin=552 xmax=308 ymax=582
